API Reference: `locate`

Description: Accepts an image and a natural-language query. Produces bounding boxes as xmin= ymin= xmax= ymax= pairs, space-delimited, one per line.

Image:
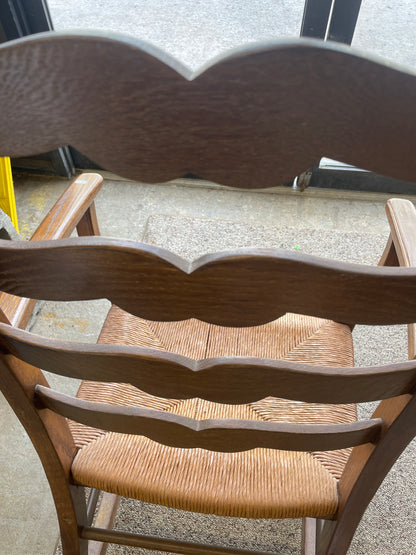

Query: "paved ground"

xmin=47 ymin=0 xmax=416 ymax=70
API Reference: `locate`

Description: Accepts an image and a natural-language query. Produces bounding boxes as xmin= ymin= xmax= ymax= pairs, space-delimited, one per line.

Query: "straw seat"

xmin=70 ymin=306 xmax=355 ymax=519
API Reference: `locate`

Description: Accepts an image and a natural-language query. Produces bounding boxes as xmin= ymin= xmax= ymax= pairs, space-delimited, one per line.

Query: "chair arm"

xmin=31 ymin=173 xmax=103 ymax=240
xmin=0 ymin=173 xmax=103 ymax=328
xmin=385 ymin=198 xmax=416 ymax=267
xmin=384 ymin=198 xmax=416 ymax=358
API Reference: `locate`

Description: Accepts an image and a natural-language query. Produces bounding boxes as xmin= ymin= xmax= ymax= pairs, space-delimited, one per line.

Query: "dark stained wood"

xmin=2 ymin=238 xmax=416 ymax=326
xmin=2 ymin=32 xmax=416 ymax=555
xmin=34 ymin=384 xmax=382 ymax=452
xmin=317 ymin=393 xmax=416 ymax=554
xmin=0 ymin=172 xmax=103 ymax=328
xmin=385 ymin=199 xmax=416 ymax=268
xmin=69 ymin=485 xmax=89 ymax=555
xmin=76 ymin=201 xmax=101 ymax=237
xmin=0 ymin=306 xmax=10 ymax=324
xmin=81 ymin=526 xmax=274 ymax=554
xmin=86 ymin=489 xmax=101 ymax=526
xmin=2 ymin=323 xmax=416 ymax=404
xmin=1 ymin=34 xmax=416 ymax=188
xmin=0 ymin=354 xmax=85 ymax=554
xmin=378 ymin=234 xmax=399 ymax=267
xmin=385 ymin=198 xmax=416 ymax=359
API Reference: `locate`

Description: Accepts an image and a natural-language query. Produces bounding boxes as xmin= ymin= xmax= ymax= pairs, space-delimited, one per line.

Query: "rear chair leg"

xmin=302 ymin=518 xmax=318 ymax=555
xmin=83 ymin=491 xmax=121 ymax=555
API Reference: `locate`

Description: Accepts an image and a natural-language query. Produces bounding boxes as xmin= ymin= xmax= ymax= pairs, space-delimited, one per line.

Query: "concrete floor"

xmin=47 ymin=0 xmax=416 ymax=70
xmin=1 ymin=173 xmax=415 ymax=553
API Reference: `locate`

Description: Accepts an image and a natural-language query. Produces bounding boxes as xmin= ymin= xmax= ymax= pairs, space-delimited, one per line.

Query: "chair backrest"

xmin=1 ymin=31 xmax=416 ymax=554
xmin=1 ymin=32 xmax=416 ymax=188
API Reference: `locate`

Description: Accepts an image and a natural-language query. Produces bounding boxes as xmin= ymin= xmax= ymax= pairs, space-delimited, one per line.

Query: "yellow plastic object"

xmin=0 ymin=157 xmax=18 ymax=232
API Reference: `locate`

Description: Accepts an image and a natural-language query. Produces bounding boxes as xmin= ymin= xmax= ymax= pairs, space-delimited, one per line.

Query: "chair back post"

xmin=0 ymin=353 xmax=87 ymax=554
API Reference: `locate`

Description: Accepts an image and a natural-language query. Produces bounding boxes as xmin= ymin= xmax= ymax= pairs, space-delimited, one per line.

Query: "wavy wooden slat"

xmin=0 ymin=173 xmax=103 ymax=328
xmin=2 ymin=324 xmax=416 ymax=404
xmin=0 ymin=33 xmax=416 ymax=187
xmin=1 ymin=237 xmax=416 ymax=326
xmin=35 ymin=385 xmax=382 ymax=452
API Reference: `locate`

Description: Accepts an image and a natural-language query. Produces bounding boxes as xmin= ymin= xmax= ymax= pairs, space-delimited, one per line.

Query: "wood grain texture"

xmin=0 ymin=173 xmax=103 ymax=328
xmin=318 ymin=392 xmax=416 ymax=554
xmin=88 ymin=493 xmax=121 ymax=555
xmin=385 ymin=198 xmax=416 ymax=358
xmin=81 ymin=526 xmax=283 ymax=554
xmin=0 ymin=354 xmax=84 ymax=554
xmin=378 ymin=235 xmax=399 ymax=268
xmin=0 ymin=307 xmax=10 ymax=325
xmin=0 ymin=33 xmax=416 ymax=187
xmin=1 ymin=323 xmax=416 ymax=404
xmin=2 ymin=238 xmax=416 ymax=326
xmin=76 ymin=201 xmax=100 ymax=237
xmin=31 ymin=173 xmax=103 ymax=241
xmin=35 ymin=385 xmax=382 ymax=452
xmin=86 ymin=489 xmax=101 ymax=525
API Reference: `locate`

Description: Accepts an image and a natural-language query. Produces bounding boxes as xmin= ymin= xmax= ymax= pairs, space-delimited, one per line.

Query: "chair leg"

xmin=59 ymin=485 xmax=90 ymax=555
xmin=302 ymin=518 xmax=318 ymax=555
xmin=302 ymin=518 xmax=339 ymax=555
xmin=315 ymin=519 xmax=338 ymax=555
xmin=87 ymin=492 xmax=121 ymax=555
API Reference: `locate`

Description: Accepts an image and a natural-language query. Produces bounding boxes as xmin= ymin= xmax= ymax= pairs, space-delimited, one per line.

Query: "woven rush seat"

xmin=70 ymin=305 xmax=356 ymax=519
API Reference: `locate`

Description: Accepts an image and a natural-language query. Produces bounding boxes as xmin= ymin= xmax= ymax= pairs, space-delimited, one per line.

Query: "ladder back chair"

xmin=1 ymin=32 xmax=416 ymax=555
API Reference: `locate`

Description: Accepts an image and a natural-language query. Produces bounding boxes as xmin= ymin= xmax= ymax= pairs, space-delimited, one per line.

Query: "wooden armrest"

xmin=31 ymin=173 xmax=103 ymax=241
xmin=385 ymin=198 xmax=416 ymax=267
xmin=0 ymin=173 xmax=103 ymax=328
xmin=384 ymin=198 xmax=416 ymax=359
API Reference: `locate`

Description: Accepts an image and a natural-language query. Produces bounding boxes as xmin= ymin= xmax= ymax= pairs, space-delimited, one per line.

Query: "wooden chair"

xmin=0 ymin=32 xmax=416 ymax=555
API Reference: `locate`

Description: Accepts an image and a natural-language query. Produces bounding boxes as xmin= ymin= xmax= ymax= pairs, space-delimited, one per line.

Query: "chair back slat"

xmin=0 ymin=33 xmax=416 ymax=187
xmin=2 ymin=324 xmax=416 ymax=404
xmin=35 ymin=385 xmax=383 ymax=452
xmin=2 ymin=237 xmax=416 ymax=326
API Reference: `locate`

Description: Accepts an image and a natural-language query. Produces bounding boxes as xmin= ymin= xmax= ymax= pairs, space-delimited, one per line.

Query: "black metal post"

xmin=300 ymin=0 xmax=333 ymax=39
xmin=327 ymin=0 xmax=362 ymax=45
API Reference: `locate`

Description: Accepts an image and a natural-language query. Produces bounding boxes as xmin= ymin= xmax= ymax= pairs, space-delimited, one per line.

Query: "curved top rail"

xmin=0 ymin=32 xmax=416 ymax=187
